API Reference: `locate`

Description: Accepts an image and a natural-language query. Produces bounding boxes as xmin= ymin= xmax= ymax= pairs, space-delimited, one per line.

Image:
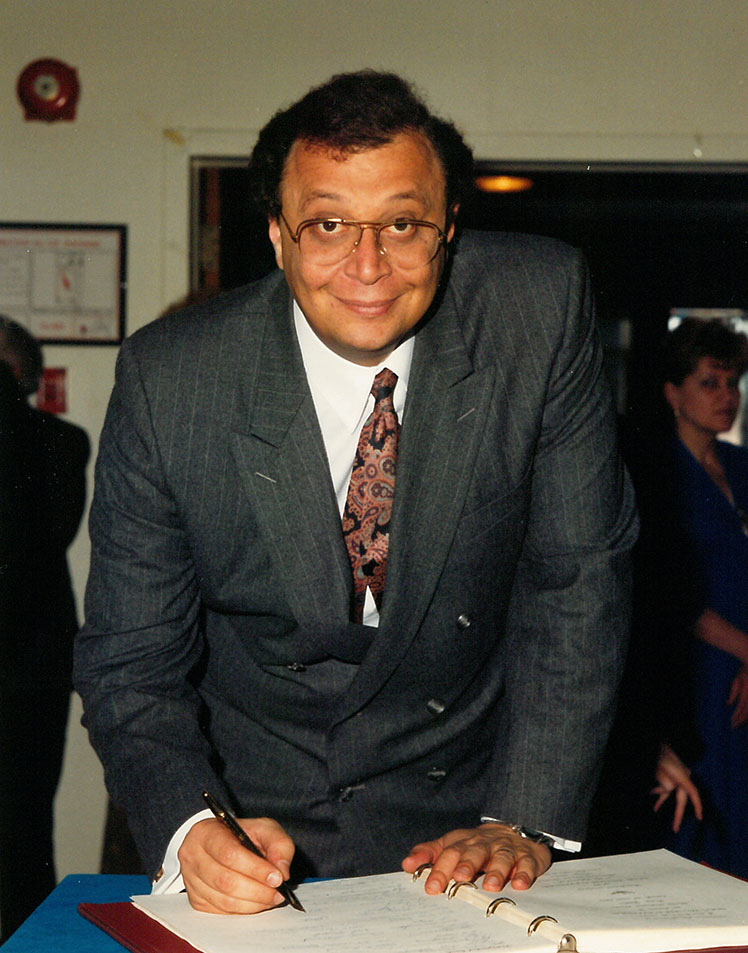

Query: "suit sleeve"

xmin=74 ymin=340 xmax=231 ymax=878
xmin=483 ymin=250 xmax=638 ymax=842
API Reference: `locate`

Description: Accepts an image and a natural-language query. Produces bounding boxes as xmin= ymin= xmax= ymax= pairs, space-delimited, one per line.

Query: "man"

xmin=75 ymin=71 xmax=637 ymax=916
xmin=0 ymin=318 xmax=89 ymax=939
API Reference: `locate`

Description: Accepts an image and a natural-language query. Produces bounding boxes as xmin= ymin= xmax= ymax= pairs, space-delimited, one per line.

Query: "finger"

xmin=690 ymin=785 xmax=704 ymax=820
xmin=182 ymin=852 xmax=285 ymax=914
xmin=401 ymin=840 xmax=440 ymax=873
xmin=651 ymin=790 xmax=669 ymax=813
xmin=651 ymin=781 xmax=673 ymax=810
xmin=245 ymin=819 xmax=295 ymax=882
xmin=185 ymin=874 xmax=285 ymax=914
xmin=672 ymin=787 xmax=687 ymax=833
xmin=480 ymin=846 xmax=518 ymax=892
xmin=653 ymin=771 xmax=675 ymax=793
xmin=449 ymin=841 xmax=503 ymax=887
xmin=424 ymin=842 xmax=485 ymax=895
xmin=507 ymin=843 xmax=551 ymax=890
xmin=678 ymin=773 xmax=700 ymax=807
xmin=179 ymin=820 xmax=287 ymax=913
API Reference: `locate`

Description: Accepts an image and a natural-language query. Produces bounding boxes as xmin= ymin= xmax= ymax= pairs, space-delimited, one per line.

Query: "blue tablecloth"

xmin=3 ymin=875 xmax=149 ymax=951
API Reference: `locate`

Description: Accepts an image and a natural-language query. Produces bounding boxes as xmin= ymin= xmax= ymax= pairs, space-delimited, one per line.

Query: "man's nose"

xmin=344 ymin=227 xmax=392 ymax=282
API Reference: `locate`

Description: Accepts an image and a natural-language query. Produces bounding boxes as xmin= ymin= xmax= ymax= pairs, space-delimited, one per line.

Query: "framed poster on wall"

xmin=0 ymin=222 xmax=126 ymax=343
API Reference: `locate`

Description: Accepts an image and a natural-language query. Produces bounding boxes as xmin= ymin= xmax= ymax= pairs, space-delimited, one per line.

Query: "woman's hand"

xmin=651 ymin=743 xmax=703 ymax=833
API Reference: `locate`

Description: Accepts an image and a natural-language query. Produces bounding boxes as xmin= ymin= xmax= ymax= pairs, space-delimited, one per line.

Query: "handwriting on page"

xmin=134 ymin=873 xmax=548 ymax=953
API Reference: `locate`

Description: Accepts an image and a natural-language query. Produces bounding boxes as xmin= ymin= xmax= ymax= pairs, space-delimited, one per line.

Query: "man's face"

xmin=268 ymin=132 xmax=454 ymax=366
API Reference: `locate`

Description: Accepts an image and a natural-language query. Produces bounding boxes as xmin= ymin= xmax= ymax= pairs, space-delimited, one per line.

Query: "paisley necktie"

xmin=342 ymin=368 xmax=400 ymax=623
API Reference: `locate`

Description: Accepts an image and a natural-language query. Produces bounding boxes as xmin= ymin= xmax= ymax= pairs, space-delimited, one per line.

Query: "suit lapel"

xmin=338 ymin=284 xmax=497 ymax=718
xmin=230 ymin=284 xmax=351 ymax=626
xmin=230 ymin=276 xmax=496 ymax=707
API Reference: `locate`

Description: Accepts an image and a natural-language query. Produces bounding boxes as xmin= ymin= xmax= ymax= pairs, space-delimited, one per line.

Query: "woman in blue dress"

xmin=661 ymin=318 xmax=748 ymax=878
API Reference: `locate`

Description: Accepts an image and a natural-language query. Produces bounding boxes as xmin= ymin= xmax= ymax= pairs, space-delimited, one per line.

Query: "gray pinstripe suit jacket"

xmin=75 ymin=230 xmax=637 ymax=881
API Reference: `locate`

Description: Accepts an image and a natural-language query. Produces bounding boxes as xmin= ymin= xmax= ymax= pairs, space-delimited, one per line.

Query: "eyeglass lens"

xmin=297 ymin=221 xmax=441 ymax=267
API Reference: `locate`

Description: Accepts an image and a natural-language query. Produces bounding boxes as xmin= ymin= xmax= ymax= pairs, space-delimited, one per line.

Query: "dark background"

xmin=193 ymin=162 xmax=748 ymax=424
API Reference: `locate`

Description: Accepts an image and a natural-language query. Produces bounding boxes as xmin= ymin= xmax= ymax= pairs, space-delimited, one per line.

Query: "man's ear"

xmin=268 ymin=218 xmax=284 ymax=270
xmin=446 ymin=204 xmax=459 ymax=243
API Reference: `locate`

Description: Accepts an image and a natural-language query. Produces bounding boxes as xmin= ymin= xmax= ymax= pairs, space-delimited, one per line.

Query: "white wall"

xmin=2 ymin=0 xmax=747 ymax=880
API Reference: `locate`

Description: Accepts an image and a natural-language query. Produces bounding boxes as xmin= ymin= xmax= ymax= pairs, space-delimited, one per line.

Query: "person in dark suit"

xmin=0 ymin=318 xmax=89 ymax=941
xmin=74 ymin=71 xmax=637 ymax=916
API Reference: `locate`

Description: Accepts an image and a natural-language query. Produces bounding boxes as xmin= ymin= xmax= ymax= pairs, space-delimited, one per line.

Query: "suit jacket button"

xmin=338 ymin=785 xmax=363 ymax=802
xmin=427 ymin=767 xmax=447 ymax=781
xmin=456 ymin=613 xmax=472 ymax=630
xmin=286 ymin=662 xmax=307 ymax=672
xmin=427 ymin=698 xmax=445 ymax=715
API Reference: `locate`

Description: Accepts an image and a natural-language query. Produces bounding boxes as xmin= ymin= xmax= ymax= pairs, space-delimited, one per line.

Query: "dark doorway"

xmin=190 ymin=158 xmax=748 ymax=419
xmin=463 ymin=163 xmax=748 ymax=420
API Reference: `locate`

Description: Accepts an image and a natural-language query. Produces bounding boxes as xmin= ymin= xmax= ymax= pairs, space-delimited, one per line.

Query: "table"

xmin=3 ymin=874 xmax=149 ymax=952
xmin=4 ymin=872 xmax=746 ymax=953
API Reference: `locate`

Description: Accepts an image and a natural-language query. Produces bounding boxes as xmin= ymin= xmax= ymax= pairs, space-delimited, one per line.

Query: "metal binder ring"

xmin=411 ymin=863 xmax=433 ymax=881
xmin=447 ymin=880 xmax=477 ymax=899
xmin=527 ymin=914 xmax=558 ymax=935
xmin=485 ymin=897 xmax=516 ymax=917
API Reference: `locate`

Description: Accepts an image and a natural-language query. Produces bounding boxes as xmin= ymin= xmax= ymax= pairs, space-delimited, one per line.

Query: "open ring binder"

xmin=443 ymin=877 xmax=578 ymax=952
xmin=410 ymin=862 xmax=578 ymax=951
xmin=485 ymin=896 xmax=516 ymax=916
xmin=446 ymin=881 xmax=477 ymax=899
xmin=84 ymin=851 xmax=748 ymax=953
xmin=528 ymin=915 xmax=559 ymax=934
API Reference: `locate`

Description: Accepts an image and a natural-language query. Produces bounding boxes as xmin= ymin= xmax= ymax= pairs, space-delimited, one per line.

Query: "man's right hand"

xmin=178 ymin=816 xmax=295 ymax=914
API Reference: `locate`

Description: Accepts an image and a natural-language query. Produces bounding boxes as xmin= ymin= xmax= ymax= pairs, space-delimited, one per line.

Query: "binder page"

xmin=133 ymin=871 xmax=549 ymax=953
xmin=131 ymin=850 xmax=748 ymax=953
xmin=491 ymin=848 xmax=748 ymax=953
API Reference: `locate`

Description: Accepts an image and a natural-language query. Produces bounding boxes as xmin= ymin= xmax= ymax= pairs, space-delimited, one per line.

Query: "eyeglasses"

xmin=279 ymin=212 xmax=448 ymax=268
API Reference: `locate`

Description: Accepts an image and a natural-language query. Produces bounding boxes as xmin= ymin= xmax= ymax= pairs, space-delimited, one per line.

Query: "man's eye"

xmin=390 ymin=221 xmax=416 ymax=233
xmin=318 ymin=221 xmax=343 ymax=234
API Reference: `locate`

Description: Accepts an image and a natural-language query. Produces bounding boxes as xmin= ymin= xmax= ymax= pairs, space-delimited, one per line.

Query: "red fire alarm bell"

xmin=17 ymin=58 xmax=80 ymax=121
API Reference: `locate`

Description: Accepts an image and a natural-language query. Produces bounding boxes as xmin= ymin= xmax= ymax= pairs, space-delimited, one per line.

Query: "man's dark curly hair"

xmin=662 ymin=317 xmax=748 ymax=386
xmin=248 ymin=70 xmax=474 ymax=222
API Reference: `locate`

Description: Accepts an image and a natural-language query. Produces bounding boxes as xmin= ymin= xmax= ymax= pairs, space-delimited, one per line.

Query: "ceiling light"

xmin=475 ymin=175 xmax=533 ymax=193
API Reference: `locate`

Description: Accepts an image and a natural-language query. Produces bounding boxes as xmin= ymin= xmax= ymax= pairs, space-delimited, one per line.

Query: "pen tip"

xmin=287 ymin=891 xmax=305 ymax=912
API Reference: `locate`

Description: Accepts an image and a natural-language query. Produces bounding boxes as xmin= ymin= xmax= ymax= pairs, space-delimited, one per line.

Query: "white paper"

xmin=134 ymin=873 xmax=548 ymax=953
xmin=499 ymin=849 xmax=748 ymax=952
xmin=131 ymin=850 xmax=748 ymax=953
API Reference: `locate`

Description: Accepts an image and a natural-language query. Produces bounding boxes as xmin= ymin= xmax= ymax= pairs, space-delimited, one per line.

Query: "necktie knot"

xmin=371 ymin=367 xmax=398 ymax=405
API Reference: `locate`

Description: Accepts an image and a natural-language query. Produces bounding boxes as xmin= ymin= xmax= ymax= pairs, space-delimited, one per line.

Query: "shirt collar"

xmin=293 ymin=300 xmax=413 ymax=434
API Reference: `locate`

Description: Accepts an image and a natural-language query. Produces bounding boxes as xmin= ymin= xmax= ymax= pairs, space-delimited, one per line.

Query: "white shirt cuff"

xmin=479 ymin=816 xmax=581 ymax=853
xmin=151 ymin=808 xmax=213 ymax=894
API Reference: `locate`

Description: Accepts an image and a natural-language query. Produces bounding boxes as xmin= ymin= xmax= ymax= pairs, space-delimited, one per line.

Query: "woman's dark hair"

xmin=248 ymin=70 xmax=474 ymax=221
xmin=662 ymin=317 xmax=748 ymax=385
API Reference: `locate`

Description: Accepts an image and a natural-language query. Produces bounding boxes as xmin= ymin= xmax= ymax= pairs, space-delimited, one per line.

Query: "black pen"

xmin=203 ymin=790 xmax=306 ymax=912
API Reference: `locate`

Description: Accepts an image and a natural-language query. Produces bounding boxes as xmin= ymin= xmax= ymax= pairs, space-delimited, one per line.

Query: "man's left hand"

xmin=401 ymin=823 xmax=551 ymax=894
